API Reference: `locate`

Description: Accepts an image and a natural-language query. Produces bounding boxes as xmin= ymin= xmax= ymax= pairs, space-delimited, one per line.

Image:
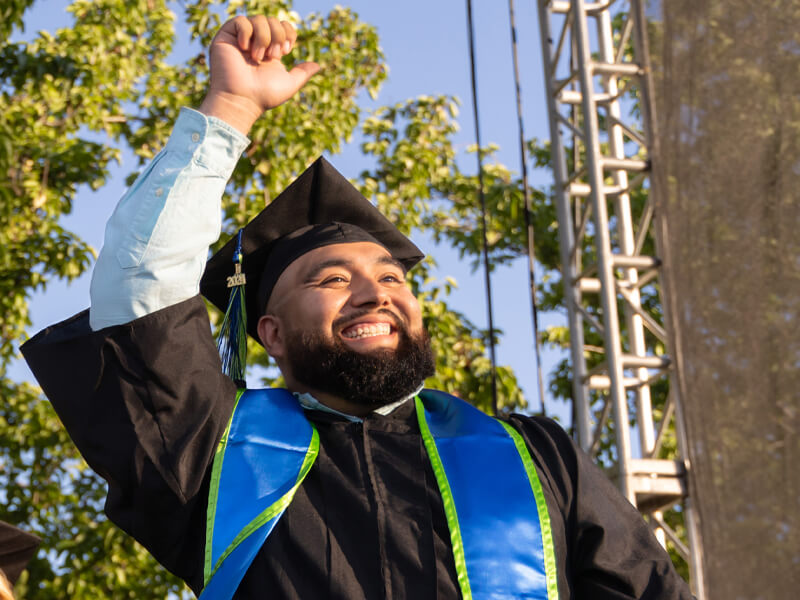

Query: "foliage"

xmin=1 ymin=2 xmax=195 ymax=596
xmin=0 ymin=381 xmax=190 ymax=599
xmin=354 ymin=95 xmax=545 ymax=413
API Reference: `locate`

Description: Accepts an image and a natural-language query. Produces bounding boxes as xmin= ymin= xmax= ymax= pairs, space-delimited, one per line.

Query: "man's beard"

xmin=283 ymin=311 xmax=435 ymax=408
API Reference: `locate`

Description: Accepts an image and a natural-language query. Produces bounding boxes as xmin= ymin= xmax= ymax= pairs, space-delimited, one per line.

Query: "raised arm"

xmin=89 ymin=15 xmax=318 ymax=330
xmin=21 ymin=18 xmax=319 ymax=589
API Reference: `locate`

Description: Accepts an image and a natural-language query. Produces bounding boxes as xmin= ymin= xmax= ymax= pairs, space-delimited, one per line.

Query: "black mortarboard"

xmin=0 ymin=521 xmax=40 ymax=586
xmin=200 ymin=156 xmax=424 ymax=345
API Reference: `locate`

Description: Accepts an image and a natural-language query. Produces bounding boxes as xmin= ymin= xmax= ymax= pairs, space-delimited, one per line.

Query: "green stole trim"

xmin=416 ymin=395 xmax=559 ymax=599
xmin=416 ymin=396 xmax=473 ymax=598
xmin=499 ymin=421 xmax=560 ymax=600
xmin=202 ymin=389 xmax=319 ymax=589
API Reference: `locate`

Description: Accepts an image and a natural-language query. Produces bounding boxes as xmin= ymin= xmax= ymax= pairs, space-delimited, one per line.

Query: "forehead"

xmin=277 ymin=241 xmax=399 ymax=287
xmin=302 ymin=240 xmax=396 ymax=270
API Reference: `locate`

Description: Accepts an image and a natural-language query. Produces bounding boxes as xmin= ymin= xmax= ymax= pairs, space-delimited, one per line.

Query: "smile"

xmin=341 ymin=322 xmax=392 ymax=340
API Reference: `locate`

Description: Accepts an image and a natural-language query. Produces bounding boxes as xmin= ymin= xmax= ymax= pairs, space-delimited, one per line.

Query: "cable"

xmin=465 ymin=0 xmax=499 ymax=415
xmin=507 ymin=0 xmax=547 ymax=416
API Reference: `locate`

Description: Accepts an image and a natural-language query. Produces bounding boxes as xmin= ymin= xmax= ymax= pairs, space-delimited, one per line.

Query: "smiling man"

xmin=22 ymin=14 xmax=692 ymax=600
xmin=260 ymin=241 xmax=434 ymax=415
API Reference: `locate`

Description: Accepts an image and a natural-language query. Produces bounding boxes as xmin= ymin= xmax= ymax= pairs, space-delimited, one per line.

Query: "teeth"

xmin=343 ymin=323 xmax=391 ymax=339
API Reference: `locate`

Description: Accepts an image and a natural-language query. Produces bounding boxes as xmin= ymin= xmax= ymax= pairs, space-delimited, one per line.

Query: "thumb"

xmin=287 ymin=61 xmax=321 ymax=92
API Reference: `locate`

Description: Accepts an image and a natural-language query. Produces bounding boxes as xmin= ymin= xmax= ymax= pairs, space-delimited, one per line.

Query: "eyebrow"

xmin=303 ymin=255 xmax=405 ymax=283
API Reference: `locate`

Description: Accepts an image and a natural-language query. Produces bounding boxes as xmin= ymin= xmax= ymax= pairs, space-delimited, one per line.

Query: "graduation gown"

xmin=21 ymin=296 xmax=692 ymax=599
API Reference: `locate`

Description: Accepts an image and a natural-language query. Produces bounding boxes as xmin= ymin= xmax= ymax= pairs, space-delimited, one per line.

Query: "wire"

xmin=465 ymin=0 xmax=499 ymax=415
xmin=507 ymin=0 xmax=547 ymax=416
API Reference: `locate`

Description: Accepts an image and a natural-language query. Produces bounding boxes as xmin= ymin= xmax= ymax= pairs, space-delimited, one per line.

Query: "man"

xmin=22 ymin=14 xmax=692 ymax=600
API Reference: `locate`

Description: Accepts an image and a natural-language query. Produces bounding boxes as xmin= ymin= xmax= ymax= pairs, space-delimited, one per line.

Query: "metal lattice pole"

xmin=536 ymin=1 xmax=705 ymax=597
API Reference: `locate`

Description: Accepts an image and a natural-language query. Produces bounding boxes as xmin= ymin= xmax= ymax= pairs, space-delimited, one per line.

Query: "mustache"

xmin=332 ymin=308 xmax=406 ymax=333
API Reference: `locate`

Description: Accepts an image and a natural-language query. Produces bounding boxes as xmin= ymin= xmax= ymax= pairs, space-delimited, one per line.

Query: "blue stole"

xmin=200 ymin=389 xmax=558 ymax=600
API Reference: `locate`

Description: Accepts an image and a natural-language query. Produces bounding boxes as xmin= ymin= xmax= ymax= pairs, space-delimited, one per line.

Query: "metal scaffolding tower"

xmin=535 ymin=1 xmax=705 ymax=596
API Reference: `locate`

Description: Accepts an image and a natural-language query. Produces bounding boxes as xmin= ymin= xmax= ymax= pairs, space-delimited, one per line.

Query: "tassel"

xmin=217 ymin=229 xmax=247 ymax=388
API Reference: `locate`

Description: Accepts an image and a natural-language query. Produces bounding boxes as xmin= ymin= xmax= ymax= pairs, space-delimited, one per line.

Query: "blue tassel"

xmin=217 ymin=229 xmax=247 ymax=388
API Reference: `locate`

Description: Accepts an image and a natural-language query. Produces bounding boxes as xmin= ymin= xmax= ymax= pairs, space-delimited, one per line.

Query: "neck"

xmin=296 ymin=387 xmax=378 ymax=418
xmin=287 ymin=382 xmax=421 ymax=419
xmin=287 ymin=376 xmax=386 ymax=416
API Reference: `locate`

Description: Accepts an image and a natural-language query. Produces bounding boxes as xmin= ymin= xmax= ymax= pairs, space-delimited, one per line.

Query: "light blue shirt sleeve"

xmin=89 ymin=108 xmax=250 ymax=331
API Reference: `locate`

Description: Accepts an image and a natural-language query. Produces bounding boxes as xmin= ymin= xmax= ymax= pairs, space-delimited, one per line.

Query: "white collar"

xmin=293 ymin=384 xmax=424 ymax=423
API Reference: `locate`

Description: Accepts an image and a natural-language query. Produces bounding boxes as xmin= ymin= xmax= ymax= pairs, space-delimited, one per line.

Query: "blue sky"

xmin=11 ymin=0 xmax=571 ymax=424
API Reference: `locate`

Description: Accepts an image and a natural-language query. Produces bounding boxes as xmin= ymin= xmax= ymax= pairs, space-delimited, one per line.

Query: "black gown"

xmin=21 ymin=296 xmax=692 ymax=599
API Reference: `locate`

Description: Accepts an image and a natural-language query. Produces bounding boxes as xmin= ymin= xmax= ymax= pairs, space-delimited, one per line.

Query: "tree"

xmin=1 ymin=3 xmax=195 ymax=596
xmin=1 ymin=0 xmax=558 ymax=596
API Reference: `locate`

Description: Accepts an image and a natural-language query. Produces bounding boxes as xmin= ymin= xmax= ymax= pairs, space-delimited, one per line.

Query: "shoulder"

xmin=507 ymin=413 xmax=576 ymax=454
xmin=504 ymin=414 xmax=581 ymax=509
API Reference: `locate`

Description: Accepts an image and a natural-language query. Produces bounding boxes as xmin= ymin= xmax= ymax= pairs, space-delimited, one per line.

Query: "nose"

xmin=349 ymin=275 xmax=391 ymax=308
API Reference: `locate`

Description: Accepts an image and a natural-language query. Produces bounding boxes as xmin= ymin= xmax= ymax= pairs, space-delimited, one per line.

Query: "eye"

xmin=320 ymin=275 xmax=348 ymax=286
xmin=380 ymin=273 xmax=403 ymax=284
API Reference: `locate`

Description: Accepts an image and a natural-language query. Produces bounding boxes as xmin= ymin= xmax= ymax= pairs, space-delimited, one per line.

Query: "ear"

xmin=257 ymin=314 xmax=286 ymax=359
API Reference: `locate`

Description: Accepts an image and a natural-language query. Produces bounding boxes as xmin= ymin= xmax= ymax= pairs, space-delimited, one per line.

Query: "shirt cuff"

xmin=167 ymin=107 xmax=251 ymax=178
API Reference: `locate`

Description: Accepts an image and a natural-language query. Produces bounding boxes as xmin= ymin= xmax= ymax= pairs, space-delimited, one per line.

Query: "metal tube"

xmin=537 ymin=0 xmax=592 ymax=447
xmin=572 ymin=0 xmax=634 ymax=502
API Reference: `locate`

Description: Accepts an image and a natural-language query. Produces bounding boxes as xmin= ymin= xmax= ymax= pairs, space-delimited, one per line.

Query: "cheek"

xmin=299 ymin=292 xmax=349 ymax=329
xmin=396 ymin=291 xmax=424 ymax=330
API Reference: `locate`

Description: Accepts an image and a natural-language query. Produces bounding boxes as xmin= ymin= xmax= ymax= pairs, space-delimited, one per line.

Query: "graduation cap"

xmin=200 ymin=156 xmax=424 ymax=386
xmin=0 ymin=521 xmax=40 ymax=586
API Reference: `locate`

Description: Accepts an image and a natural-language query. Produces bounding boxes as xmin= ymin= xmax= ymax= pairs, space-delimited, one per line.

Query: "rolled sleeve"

xmin=89 ymin=108 xmax=250 ymax=330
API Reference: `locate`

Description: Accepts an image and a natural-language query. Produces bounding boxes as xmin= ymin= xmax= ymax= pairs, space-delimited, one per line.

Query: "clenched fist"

xmin=198 ymin=15 xmax=320 ymax=134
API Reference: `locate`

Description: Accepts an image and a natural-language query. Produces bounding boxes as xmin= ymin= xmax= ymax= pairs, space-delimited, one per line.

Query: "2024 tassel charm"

xmin=217 ymin=229 xmax=248 ymax=388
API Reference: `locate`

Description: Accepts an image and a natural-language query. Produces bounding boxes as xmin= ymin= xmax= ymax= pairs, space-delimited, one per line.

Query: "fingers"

xmin=266 ymin=17 xmax=286 ymax=59
xmin=248 ymin=15 xmax=269 ymax=62
xmin=227 ymin=15 xmax=296 ymax=63
xmin=282 ymin=20 xmax=297 ymax=54
xmin=231 ymin=16 xmax=253 ymax=53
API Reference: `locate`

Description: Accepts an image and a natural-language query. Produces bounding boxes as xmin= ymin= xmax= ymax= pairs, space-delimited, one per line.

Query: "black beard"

xmin=283 ymin=314 xmax=435 ymax=408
